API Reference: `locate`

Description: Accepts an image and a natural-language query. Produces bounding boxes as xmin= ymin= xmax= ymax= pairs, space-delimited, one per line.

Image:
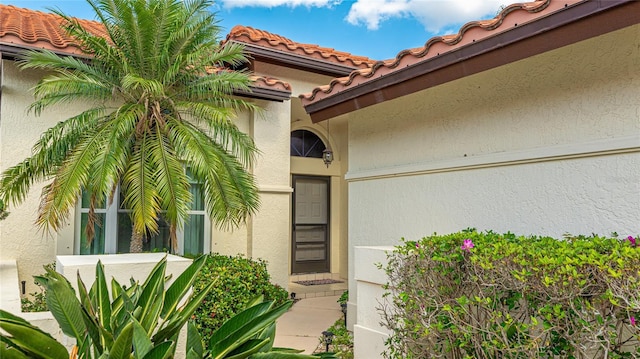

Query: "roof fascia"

xmin=306 ymin=0 xmax=640 ymax=123
xmin=235 ymin=41 xmax=359 ymax=77
xmin=235 ymin=86 xmax=291 ymax=102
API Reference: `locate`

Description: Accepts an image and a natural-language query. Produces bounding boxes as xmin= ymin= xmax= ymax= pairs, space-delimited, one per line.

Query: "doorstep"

xmin=289 ymin=273 xmax=347 ymax=299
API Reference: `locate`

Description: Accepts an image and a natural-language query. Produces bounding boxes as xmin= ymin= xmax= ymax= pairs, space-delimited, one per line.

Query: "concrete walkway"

xmin=274 ymin=295 xmax=343 ymax=354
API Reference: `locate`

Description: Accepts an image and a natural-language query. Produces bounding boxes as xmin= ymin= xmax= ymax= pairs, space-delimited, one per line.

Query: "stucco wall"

xmin=0 ymin=58 xmax=295 ymax=294
xmin=0 ymin=60 xmax=80 ymax=294
xmin=346 ymin=24 xmax=640 ymax=338
xmin=211 ymin=98 xmax=293 ymax=289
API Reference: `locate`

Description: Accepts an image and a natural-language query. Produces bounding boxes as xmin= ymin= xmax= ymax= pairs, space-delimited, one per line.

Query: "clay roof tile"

xmin=0 ymin=4 xmax=291 ymax=93
xmin=226 ymin=25 xmax=375 ymax=69
xmin=300 ymin=0 xmax=576 ymax=105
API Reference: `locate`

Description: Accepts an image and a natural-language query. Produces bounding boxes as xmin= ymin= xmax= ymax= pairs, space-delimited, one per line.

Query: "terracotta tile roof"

xmin=300 ymin=0 xmax=579 ymax=105
xmin=0 ymin=4 xmax=106 ymax=56
xmin=0 ymin=4 xmax=290 ymax=96
xmin=226 ymin=25 xmax=375 ymax=70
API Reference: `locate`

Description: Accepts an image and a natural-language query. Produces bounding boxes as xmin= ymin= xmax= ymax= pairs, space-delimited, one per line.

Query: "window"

xmin=76 ymin=178 xmax=210 ymax=256
xmin=290 ymin=130 xmax=326 ymax=158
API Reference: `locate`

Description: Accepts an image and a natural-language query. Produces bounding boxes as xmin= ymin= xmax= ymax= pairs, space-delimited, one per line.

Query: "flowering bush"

xmin=381 ymin=230 xmax=640 ymax=359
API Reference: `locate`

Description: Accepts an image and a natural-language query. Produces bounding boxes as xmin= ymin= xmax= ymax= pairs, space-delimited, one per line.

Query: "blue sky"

xmin=2 ymin=0 xmax=505 ymax=60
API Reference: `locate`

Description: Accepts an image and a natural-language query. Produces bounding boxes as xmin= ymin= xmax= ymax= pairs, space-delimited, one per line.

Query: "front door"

xmin=292 ymin=176 xmax=330 ymax=273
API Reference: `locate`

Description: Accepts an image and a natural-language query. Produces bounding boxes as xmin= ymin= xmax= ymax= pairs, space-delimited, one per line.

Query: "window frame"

xmin=74 ymin=185 xmax=211 ymax=256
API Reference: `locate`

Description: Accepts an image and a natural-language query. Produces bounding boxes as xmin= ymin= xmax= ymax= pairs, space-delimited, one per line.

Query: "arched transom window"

xmin=290 ymin=130 xmax=326 ymax=158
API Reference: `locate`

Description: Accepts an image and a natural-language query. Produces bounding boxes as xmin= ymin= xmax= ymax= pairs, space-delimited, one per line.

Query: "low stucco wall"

xmin=353 ymin=246 xmax=393 ymax=359
xmin=56 ymin=253 xmax=192 ymax=293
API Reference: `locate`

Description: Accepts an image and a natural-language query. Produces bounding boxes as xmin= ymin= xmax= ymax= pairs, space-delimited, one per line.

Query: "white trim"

xmin=259 ymin=185 xmax=294 ymax=193
xmin=346 ymin=135 xmax=640 ymax=182
xmin=75 ymin=184 xmax=211 ymax=255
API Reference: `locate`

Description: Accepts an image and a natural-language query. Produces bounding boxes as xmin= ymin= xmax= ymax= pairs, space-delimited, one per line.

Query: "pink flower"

xmin=461 ymin=239 xmax=474 ymax=251
xmin=415 ymin=243 xmax=420 ymax=249
xmin=631 ymin=316 xmax=636 ymax=326
xmin=628 ymin=236 xmax=637 ymax=246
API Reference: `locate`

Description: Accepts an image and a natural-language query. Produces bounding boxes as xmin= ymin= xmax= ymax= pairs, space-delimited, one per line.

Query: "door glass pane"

xmin=79 ymin=213 xmax=106 ymax=254
xmin=184 ymin=214 xmax=205 ymax=256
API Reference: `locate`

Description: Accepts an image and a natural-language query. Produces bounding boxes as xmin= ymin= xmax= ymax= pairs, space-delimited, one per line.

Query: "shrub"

xmin=381 ymin=230 xmax=640 ymax=359
xmin=192 ymin=253 xmax=289 ymax=342
xmin=20 ymin=263 xmax=55 ymax=312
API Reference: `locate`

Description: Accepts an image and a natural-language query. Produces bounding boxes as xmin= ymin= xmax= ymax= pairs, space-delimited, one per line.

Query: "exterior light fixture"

xmin=323 ymin=119 xmax=333 ymax=168
xmin=322 ymin=148 xmax=333 ymax=168
xmin=322 ymin=330 xmax=334 ymax=352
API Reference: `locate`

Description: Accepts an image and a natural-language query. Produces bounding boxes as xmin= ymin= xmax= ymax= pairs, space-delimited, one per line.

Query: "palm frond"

xmin=167 ymin=118 xmax=259 ymax=229
xmin=121 ymin=132 xmax=160 ymax=236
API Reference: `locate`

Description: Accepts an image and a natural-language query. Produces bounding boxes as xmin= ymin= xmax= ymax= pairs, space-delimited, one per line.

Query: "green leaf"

xmin=0 ymin=342 xmax=30 ymax=359
xmin=44 ymin=271 xmax=87 ymax=342
xmin=225 ymin=338 xmax=270 ymax=359
xmin=209 ymin=301 xmax=293 ymax=359
xmin=0 ymin=311 xmax=68 ymax=359
xmin=186 ymin=321 xmax=204 ymax=358
xmin=95 ymin=261 xmax=112 ymax=333
xmin=109 ymin=320 xmax=134 ymax=359
xmin=152 ymin=280 xmax=215 ymax=343
xmin=132 ymin=318 xmax=153 ymax=359
xmin=137 ymin=256 xmax=166 ymax=334
xmin=162 ymin=255 xmax=207 ymax=319
xmin=142 ymin=342 xmax=174 ymax=359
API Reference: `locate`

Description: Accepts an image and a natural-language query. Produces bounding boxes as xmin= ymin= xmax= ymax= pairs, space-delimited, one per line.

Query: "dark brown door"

xmin=292 ymin=176 xmax=330 ymax=273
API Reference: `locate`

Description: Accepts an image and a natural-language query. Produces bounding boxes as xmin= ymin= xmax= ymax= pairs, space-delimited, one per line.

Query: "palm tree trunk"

xmin=130 ymin=230 xmax=144 ymax=253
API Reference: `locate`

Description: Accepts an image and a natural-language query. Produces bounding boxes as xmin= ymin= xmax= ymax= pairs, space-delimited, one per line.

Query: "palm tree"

xmin=0 ymin=0 xmax=260 ymax=253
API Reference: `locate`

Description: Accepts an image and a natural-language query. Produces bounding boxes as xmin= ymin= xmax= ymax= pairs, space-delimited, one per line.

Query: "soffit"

xmin=300 ymin=0 xmax=640 ymax=122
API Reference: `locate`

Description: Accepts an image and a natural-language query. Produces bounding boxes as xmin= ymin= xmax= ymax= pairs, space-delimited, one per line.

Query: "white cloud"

xmin=346 ymin=0 xmax=505 ymax=32
xmin=220 ymin=0 xmax=340 ymax=8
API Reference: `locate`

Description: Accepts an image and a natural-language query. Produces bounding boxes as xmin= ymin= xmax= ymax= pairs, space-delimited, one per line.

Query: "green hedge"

xmin=191 ymin=253 xmax=289 ymax=343
xmin=381 ymin=230 xmax=640 ymax=359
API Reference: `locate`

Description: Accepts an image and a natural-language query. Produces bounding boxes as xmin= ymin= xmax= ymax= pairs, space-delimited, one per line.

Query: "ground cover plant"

xmin=192 ymin=254 xmax=289 ymax=343
xmin=381 ymin=230 xmax=640 ymax=359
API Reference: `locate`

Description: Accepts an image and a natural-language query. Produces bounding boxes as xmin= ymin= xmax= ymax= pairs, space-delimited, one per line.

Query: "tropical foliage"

xmin=0 ymin=0 xmax=260 ymax=252
xmin=0 ymin=257 xmax=336 ymax=359
xmin=1 ymin=255 xmax=215 ymax=358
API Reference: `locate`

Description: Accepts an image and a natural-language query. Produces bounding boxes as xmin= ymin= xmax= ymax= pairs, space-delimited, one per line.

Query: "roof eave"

xmin=304 ymin=0 xmax=640 ymax=123
xmin=234 ymin=40 xmax=361 ymax=77
xmin=0 ymin=43 xmax=291 ymax=102
xmin=239 ymin=86 xmax=291 ymax=102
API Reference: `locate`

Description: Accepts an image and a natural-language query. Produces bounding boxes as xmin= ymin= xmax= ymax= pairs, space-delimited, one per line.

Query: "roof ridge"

xmin=300 ymin=0 xmax=555 ymax=102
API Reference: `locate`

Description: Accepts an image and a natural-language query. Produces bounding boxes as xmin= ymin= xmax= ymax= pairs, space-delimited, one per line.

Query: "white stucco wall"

xmin=346 ymin=24 xmax=640 ymax=347
xmin=1 ymin=57 xmax=297 ymax=294
xmin=211 ymin=98 xmax=293 ymax=289
xmin=0 ymin=60 xmax=81 ymax=294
